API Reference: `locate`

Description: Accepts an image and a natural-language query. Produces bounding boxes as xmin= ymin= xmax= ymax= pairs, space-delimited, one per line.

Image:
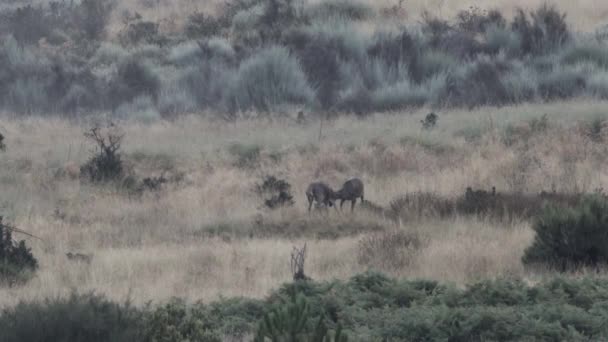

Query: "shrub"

xmin=0 ymin=132 xmax=4 ymax=151
xmin=253 ymin=293 xmax=348 ymax=342
xmin=456 ymin=6 xmax=505 ymax=34
xmin=511 ymin=4 xmax=570 ymax=55
xmin=110 ymin=58 xmax=161 ymax=108
xmin=357 ymin=230 xmax=423 ymax=271
xmin=588 ymin=71 xmax=608 ymax=99
xmin=0 ymin=217 xmax=38 ymax=286
xmin=562 ymin=42 xmax=608 ymax=68
xmin=448 ymin=57 xmax=512 ymax=108
xmin=388 ymin=192 xmax=455 ymax=221
xmin=74 ymin=0 xmax=114 ymax=40
xmin=255 ymin=175 xmax=294 ymax=209
xmin=80 ymin=123 xmax=125 ymax=183
xmin=420 ymin=112 xmax=438 ymax=130
xmin=0 ymin=292 xmax=143 ymax=342
xmin=523 ymin=195 xmax=608 ymax=270
xmin=119 ymin=20 xmax=160 ymax=45
xmin=184 ymin=12 xmax=222 ymax=38
xmin=538 ymin=64 xmax=587 ymax=100
xmin=225 ymin=46 xmax=314 ymax=113
xmin=143 ymin=299 xmax=221 ymax=342
xmin=114 ymin=95 xmax=161 ymax=123
xmin=305 ymin=0 xmax=375 ymax=21
xmin=485 ymin=25 xmax=522 ymax=56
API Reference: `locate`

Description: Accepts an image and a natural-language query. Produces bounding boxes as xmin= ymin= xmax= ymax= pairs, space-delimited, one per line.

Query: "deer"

xmin=66 ymin=252 xmax=93 ymax=264
xmin=305 ymin=182 xmax=336 ymax=212
xmin=335 ymin=178 xmax=364 ymax=212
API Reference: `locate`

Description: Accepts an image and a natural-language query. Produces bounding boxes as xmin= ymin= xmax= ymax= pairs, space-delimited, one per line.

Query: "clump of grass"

xmin=229 ymin=143 xmax=261 ymax=168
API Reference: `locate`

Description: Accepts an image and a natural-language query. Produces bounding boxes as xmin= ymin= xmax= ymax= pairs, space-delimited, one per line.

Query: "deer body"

xmin=306 ymin=182 xmax=335 ymax=212
xmin=336 ymin=178 xmax=364 ymax=212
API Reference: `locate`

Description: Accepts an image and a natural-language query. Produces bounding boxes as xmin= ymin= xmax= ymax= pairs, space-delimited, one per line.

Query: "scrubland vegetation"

xmin=3 ymin=0 xmax=608 ymax=341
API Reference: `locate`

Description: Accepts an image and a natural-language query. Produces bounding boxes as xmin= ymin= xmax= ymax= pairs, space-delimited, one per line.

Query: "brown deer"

xmin=335 ymin=178 xmax=364 ymax=212
xmin=305 ymin=182 xmax=336 ymax=212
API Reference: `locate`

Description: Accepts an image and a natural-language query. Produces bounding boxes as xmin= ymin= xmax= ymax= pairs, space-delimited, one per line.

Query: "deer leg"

xmin=351 ymin=199 xmax=356 ymax=212
xmin=340 ymin=199 xmax=345 ymax=210
xmin=308 ymin=198 xmax=313 ymax=212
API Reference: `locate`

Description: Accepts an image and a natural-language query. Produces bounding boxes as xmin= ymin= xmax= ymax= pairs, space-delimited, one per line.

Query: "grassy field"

xmin=2 ymin=100 xmax=608 ymax=308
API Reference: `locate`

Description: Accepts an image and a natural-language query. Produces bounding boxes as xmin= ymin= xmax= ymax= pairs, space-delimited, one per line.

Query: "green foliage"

xmin=254 ymin=293 xmax=348 ymax=342
xmin=523 ymin=194 xmax=608 ymax=270
xmin=0 ymin=217 xmax=38 ymax=286
xmin=0 ymin=292 xmax=143 ymax=342
xmin=143 ymin=299 xmax=221 ymax=342
xmin=4 ymin=275 xmax=608 ymax=341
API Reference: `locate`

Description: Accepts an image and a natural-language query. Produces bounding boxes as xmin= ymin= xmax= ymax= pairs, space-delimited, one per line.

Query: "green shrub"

xmin=0 ymin=292 xmax=143 ymax=342
xmin=523 ymin=195 xmax=608 ymax=270
xmin=143 ymin=299 xmax=221 ymax=342
xmin=253 ymin=293 xmax=348 ymax=342
xmin=0 ymin=217 xmax=38 ymax=286
xmin=225 ymin=46 xmax=314 ymax=113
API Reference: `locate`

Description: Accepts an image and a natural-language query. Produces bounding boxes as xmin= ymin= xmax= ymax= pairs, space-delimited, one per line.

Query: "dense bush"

xmin=523 ymin=194 xmax=608 ymax=270
xmin=0 ymin=1 xmax=604 ymax=117
xmin=225 ymin=46 xmax=314 ymax=113
xmin=0 ymin=293 xmax=143 ymax=342
xmin=3 ymin=275 xmax=608 ymax=341
xmin=0 ymin=217 xmax=38 ymax=286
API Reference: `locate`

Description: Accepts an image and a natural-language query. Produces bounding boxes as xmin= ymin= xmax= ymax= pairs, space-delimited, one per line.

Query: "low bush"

xmin=80 ymin=124 xmax=125 ymax=183
xmin=523 ymin=194 xmax=608 ymax=270
xmin=4 ymin=275 xmax=608 ymax=341
xmin=0 ymin=292 xmax=143 ymax=342
xmin=255 ymin=175 xmax=294 ymax=209
xmin=0 ymin=217 xmax=38 ymax=286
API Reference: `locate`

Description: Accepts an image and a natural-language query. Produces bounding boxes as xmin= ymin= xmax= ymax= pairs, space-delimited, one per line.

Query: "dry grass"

xmin=2 ymin=100 xmax=608 ymax=307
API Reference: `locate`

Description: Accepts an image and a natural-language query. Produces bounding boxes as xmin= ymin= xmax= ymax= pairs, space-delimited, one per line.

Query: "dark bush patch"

xmin=0 ymin=132 xmax=5 ymax=151
xmin=0 ymin=292 xmax=143 ymax=342
xmin=255 ymin=175 xmax=294 ymax=209
xmin=80 ymin=123 xmax=124 ymax=183
xmin=523 ymin=194 xmax=608 ymax=271
xmin=110 ymin=58 xmax=161 ymax=107
xmin=420 ymin=112 xmax=438 ymax=130
xmin=0 ymin=217 xmax=38 ymax=286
